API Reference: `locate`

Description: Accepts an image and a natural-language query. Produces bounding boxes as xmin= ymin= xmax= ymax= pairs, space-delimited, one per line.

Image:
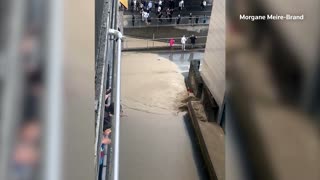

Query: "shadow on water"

xmin=182 ymin=113 xmax=210 ymax=180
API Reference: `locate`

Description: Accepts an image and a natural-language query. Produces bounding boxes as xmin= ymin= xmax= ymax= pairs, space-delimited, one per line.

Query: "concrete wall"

xmin=201 ymin=0 xmax=225 ymax=107
xmin=95 ymin=0 xmax=105 ymax=54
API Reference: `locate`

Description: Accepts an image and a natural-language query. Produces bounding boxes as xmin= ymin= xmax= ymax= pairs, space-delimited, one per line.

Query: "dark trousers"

xmin=98 ymin=164 xmax=103 ymax=180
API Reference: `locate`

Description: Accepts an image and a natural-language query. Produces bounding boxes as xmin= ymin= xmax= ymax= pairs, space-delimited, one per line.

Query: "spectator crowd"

xmin=130 ymin=0 xmax=208 ymax=25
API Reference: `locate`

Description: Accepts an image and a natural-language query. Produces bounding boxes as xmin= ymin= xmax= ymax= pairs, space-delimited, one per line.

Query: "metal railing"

xmin=95 ymin=0 xmax=118 ymax=180
xmin=123 ymin=16 xmax=211 ymax=27
xmin=123 ymin=2 xmax=214 ymax=13
xmin=107 ymin=29 xmax=123 ymax=180
xmin=123 ymin=36 xmax=207 ymax=49
xmin=0 ymin=0 xmax=25 ymax=179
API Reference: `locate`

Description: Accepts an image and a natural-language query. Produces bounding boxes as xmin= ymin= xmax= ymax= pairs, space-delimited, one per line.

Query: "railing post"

xmin=107 ymin=29 xmax=123 ymax=180
xmin=153 ymin=33 xmax=155 ymax=47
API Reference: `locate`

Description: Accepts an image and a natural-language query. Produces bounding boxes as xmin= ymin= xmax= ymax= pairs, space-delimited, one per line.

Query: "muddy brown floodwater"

xmin=119 ymin=52 xmax=209 ymax=180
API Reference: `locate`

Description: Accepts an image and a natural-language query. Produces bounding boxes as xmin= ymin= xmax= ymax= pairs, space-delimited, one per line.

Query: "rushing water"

xmin=119 ymin=108 xmax=209 ymax=180
xmin=119 ymin=52 xmax=209 ymax=180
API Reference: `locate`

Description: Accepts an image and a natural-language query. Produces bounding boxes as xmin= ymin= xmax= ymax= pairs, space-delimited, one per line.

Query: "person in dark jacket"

xmin=176 ymin=14 xmax=181 ymax=24
xmin=169 ymin=0 xmax=175 ymax=10
xmin=189 ymin=34 xmax=197 ymax=48
xmin=132 ymin=15 xmax=135 ymax=26
xmin=203 ymin=15 xmax=207 ymax=23
xmin=189 ymin=13 xmax=193 ymax=24
xmin=158 ymin=11 xmax=163 ymax=23
xmin=169 ymin=10 xmax=173 ymax=22
xmin=155 ymin=1 xmax=159 ymax=12
xmin=195 ymin=16 xmax=199 ymax=24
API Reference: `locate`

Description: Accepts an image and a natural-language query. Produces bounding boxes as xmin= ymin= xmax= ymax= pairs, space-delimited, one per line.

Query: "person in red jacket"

xmin=169 ymin=38 xmax=175 ymax=48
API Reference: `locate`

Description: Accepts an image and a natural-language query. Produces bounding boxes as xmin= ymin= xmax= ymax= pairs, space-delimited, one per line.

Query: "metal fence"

xmin=123 ymin=16 xmax=211 ymax=27
xmin=123 ymin=36 xmax=207 ymax=49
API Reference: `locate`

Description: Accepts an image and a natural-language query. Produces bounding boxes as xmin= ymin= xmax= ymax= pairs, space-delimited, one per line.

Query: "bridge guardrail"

xmin=123 ymin=16 xmax=211 ymax=28
xmin=123 ymin=36 xmax=207 ymax=50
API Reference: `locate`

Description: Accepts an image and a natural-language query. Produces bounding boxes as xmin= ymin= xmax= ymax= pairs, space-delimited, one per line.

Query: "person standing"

xmin=203 ymin=14 xmax=207 ymax=23
xmin=132 ymin=15 xmax=135 ymax=26
xmin=139 ymin=1 xmax=144 ymax=12
xmin=189 ymin=13 xmax=193 ymax=24
xmin=159 ymin=0 xmax=163 ymax=8
xmin=169 ymin=10 xmax=173 ymax=22
xmin=195 ymin=16 xmax=199 ymax=24
xmin=176 ymin=14 xmax=181 ymax=24
xmin=145 ymin=11 xmax=150 ymax=24
xmin=143 ymin=0 xmax=147 ymax=8
xmin=147 ymin=12 xmax=152 ymax=24
xmin=133 ymin=0 xmax=137 ymax=11
xmin=178 ymin=0 xmax=184 ymax=12
xmin=158 ymin=11 xmax=163 ymax=23
xmin=157 ymin=5 xmax=162 ymax=14
xmin=154 ymin=1 xmax=159 ymax=12
xmin=131 ymin=0 xmax=134 ymax=12
xmin=169 ymin=0 xmax=175 ymax=10
xmin=189 ymin=34 xmax=197 ymax=48
xmin=148 ymin=1 xmax=153 ymax=11
xmin=166 ymin=8 xmax=171 ymax=22
xmin=141 ymin=10 xmax=146 ymax=21
xmin=181 ymin=35 xmax=187 ymax=51
xmin=169 ymin=38 xmax=175 ymax=48
xmin=201 ymin=0 xmax=207 ymax=10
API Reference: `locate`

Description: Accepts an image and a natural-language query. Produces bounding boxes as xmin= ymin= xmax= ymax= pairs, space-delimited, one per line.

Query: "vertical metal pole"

xmin=0 ymin=0 xmax=25 ymax=179
xmin=113 ymin=38 xmax=121 ymax=180
xmin=108 ymin=29 xmax=122 ymax=180
xmin=44 ymin=0 xmax=64 ymax=179
xmin=153 ymin=33 xmax=155 ymax=47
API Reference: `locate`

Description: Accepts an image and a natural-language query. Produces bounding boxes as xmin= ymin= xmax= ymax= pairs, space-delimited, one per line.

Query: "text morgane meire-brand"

xmin=239 ymin=14 xmax=304 ymax=21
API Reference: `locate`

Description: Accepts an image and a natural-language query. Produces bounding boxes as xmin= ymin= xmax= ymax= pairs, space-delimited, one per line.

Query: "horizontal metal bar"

xmin=124 ymin=16 xmax=211 ymax=20
xmin=123 ymin=36 xmax=207 ymax=41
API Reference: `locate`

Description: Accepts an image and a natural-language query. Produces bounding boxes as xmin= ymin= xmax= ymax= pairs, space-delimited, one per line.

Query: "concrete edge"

xmin=187 ymin=101 xmax=218 ymax=180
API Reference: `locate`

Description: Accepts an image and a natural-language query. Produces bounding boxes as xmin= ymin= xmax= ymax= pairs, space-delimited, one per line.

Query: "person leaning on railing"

xmin=132 ymin=15 xmax=135 ymax=26
xmin=189 ymin=13 xmax=193 ymax=24
xmin=181 ymin=35 xmax=187 ymax=51
xmin=189 ymin=35 xmax=197 ymax=48
xmin=169 ymin=38 xmax=175 ymax=48
xmin=176 ymin=14 xmax=181 ymax=24
xmin=195 ymin=16 xmax=199 ymax=24
xmin=158 ymin=11 xmax=163 ymax=23
xmin=203 ymin=14 xmax=207 ymax=23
